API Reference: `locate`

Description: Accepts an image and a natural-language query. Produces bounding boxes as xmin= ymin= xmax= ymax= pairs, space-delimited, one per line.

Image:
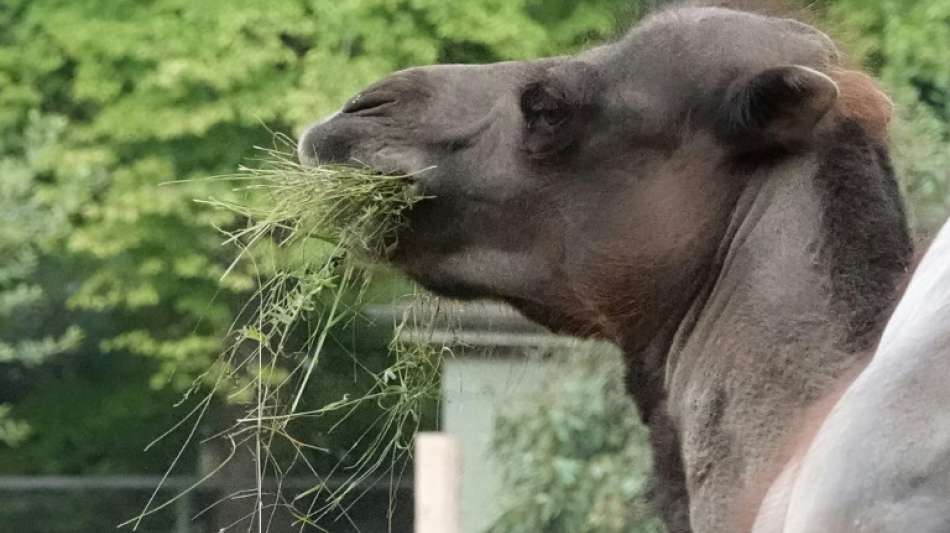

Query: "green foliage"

xmin=0 ymin=111 xmax=82 ymax=367
xmin=826 ymin=0 xmax=950 ymax=232
xmin=489 ymin=347 xmax=665 ymax=533
xmin=0 ymin=354 xmax=198 ymax=474
xmin=0 ymin=0 xmax=635 ymax=478
xmin=892 ymin=93 xmax=950 ymax=232
xmin=828 ymin=0 xmax=950 ymax=98
xmin=0 ymin=405 xmax=30 ymax=447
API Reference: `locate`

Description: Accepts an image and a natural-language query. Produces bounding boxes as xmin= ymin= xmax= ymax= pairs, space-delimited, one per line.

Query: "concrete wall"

xmin=442 ymin=354 xmax=555 ymax=532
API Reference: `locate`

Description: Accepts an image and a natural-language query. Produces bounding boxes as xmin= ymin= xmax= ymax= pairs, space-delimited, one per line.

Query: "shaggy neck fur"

xmin=624 ymin=120 xmax=912 ymax=533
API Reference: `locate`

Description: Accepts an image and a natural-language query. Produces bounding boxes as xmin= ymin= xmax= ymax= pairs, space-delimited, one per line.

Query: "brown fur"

xmin=829 ymin=69 xmax=894 ymax=144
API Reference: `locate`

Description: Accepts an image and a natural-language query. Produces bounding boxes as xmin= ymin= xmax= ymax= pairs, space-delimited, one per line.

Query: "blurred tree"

xmin=489 ymin=349 xmax=664 ymax=533
xmin=0 ymin=0 xmax=632 ymax=472
xmin=0 ymin=111 xmax=83 ymax=448
xmin=0 ymin=112 xmax=81 ymax=368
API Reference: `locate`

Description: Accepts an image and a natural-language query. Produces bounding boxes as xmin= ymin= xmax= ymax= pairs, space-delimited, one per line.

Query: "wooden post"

xmin=414 ymin=433 xmax=462 ymax=533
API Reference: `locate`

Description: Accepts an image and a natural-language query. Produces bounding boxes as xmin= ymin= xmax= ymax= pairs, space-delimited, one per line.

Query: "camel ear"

xmin=718 ymin=65 xmax=839 ymax=151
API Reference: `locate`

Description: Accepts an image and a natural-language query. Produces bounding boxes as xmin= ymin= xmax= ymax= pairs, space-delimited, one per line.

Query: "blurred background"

xmin=0 ymin=0 xmax=947 ymax=532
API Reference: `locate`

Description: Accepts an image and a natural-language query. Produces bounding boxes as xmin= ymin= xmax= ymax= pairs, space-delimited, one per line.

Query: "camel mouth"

xmin=357 ymin=164 xmax=439 ymax=262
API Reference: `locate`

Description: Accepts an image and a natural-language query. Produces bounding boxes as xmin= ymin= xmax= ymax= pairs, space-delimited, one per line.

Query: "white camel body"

xmin=756 ymin=219 xmax=950 ymax=532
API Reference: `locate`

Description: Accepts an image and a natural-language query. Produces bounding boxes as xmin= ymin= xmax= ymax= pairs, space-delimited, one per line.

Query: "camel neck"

xmin=661 ymin=131 xmax=911 ymax=531
xmin=666 ymin=157 xmax=860 ymax=531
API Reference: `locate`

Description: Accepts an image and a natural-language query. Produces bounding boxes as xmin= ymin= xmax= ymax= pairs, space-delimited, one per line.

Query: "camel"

xmin=297 ymin=4 xmax=950 ymax=532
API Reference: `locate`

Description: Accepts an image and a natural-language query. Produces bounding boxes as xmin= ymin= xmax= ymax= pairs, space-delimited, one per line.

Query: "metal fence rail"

xmin=0 ymin=475 xmax=412 ymax=533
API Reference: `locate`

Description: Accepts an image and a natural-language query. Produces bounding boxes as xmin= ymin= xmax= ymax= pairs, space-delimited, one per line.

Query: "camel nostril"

xmin=341 ymin=92 xmax=396 ymax=115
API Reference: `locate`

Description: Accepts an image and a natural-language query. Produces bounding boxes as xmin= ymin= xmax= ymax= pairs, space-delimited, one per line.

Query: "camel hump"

xmin=782 ymin=218 xmax=950 ymax=532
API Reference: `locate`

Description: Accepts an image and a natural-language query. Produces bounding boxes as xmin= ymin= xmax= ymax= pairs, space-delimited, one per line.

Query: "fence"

xmin=1 ymin=303 xmax=568 ymax=533
xmin=0 ymin=474 xmax=412 ymax=533
xmin=0 ymin=435 xmax=461 ymax=533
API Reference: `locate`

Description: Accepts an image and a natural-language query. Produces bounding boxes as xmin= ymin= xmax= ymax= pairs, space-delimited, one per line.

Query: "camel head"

xmin=297 ymin=6 xmax=879 ymax=343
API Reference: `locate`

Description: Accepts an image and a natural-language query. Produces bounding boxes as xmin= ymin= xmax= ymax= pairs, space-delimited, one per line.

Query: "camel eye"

xmin=537 ymin=108 xmax=569 ymax=127
xmin=520 ymin=82 xmax=570 ymax=130
xmin=519 ymin=80 xmax=577 ymax=158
